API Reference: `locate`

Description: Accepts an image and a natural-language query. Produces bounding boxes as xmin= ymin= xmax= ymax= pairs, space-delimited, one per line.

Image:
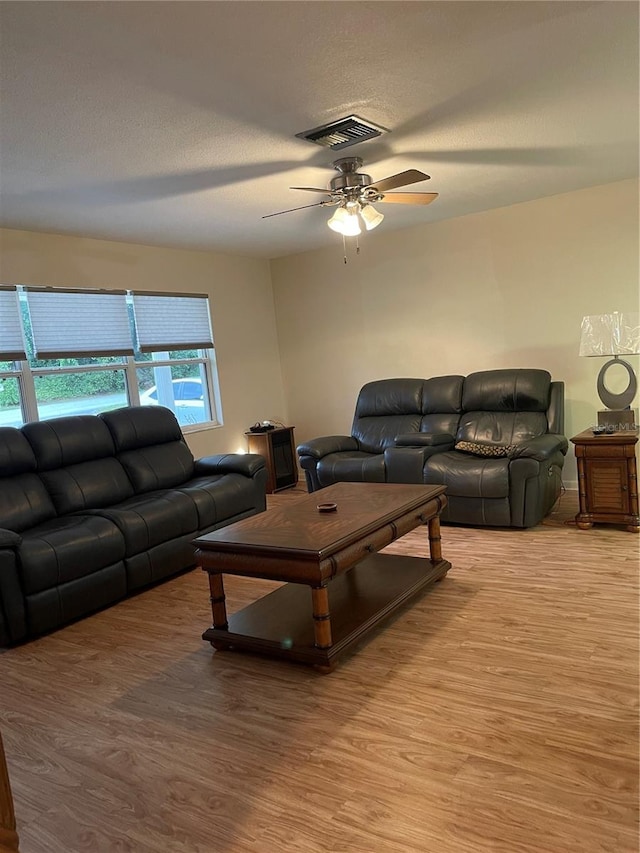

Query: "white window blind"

xmin=132 ymin=292 xmax=214 ymax=352
xmin=25 ymin=288 xmax=134 ymax=359
xmin=0 ymin=286 xmax=27 ymax=361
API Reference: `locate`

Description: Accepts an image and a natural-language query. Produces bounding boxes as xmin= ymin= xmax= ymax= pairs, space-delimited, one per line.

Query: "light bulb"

xmin=359 ymin=203 xmax=384 ymax=231
xmin=328 ymin=206 xmax=362 ymax=236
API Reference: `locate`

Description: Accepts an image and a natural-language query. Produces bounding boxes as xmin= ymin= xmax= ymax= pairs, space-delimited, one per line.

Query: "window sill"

xmin=181 ymin=420 xmax=223 ymax=435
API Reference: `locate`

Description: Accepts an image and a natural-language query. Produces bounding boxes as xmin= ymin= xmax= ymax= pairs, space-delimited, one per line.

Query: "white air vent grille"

xmin=296 ymin=116 xmax=387 ymax=150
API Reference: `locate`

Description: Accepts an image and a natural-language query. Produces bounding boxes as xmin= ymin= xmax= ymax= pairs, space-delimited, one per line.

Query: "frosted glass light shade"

xmin=327 ymin=206 xmax=361 ymax=236
xmin=359 ymin=203 xmax=384 ymax=230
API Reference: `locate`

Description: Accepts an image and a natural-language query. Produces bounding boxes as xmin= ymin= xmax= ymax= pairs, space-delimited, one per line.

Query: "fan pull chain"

xmin=343 ymin=235 xmax=347 ymax=264
xmin=356 ymin=235 xmax=360 ymax=255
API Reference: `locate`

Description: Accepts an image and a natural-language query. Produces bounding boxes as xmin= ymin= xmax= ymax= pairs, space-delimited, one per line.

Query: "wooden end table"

xmin=571 ymin=428 xmax=639 ymax=533
xmin=194 ymin=482 xmax=451 ymax=671
xmin=245 ymin=426 xmax=297 ymax=493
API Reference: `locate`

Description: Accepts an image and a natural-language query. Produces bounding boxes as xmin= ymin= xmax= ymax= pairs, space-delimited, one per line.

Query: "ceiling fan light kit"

xmin=263 ymin=155 xmax=438 ymax=258
xmin=327 ymin=205 xmax=362 ymax=237
xmin=327 ymin=201 xmax=384 ymax=236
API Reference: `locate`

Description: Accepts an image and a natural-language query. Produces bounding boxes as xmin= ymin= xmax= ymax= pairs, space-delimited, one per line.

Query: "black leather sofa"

xmin=0 ymin=406 xmax=268 ymax=645
xmin=297 ymin=369 xmax=568 ymax=528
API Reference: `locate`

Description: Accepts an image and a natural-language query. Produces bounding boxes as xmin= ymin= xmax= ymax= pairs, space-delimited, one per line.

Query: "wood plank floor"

xmin=0 ymin=487 xmax=638 ymax=853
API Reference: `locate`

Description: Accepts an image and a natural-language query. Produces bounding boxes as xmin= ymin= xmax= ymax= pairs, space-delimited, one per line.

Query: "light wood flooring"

xmin=0 ymin=487 xmax=638 ymax=853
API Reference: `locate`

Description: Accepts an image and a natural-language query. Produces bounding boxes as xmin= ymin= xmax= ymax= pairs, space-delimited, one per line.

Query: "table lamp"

xmin=579 ymin=312 xmax=640 ymax=430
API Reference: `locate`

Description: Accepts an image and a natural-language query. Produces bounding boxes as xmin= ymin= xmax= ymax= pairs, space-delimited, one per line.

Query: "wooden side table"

xmin=245 ymin=426 xmax=297 ymax=493
xmin=570 ymin=429 xmax=639 ymax=533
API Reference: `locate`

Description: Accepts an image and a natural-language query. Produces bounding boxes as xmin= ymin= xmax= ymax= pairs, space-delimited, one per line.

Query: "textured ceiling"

xmin=1 ymin=1 xmax=638 ymax=259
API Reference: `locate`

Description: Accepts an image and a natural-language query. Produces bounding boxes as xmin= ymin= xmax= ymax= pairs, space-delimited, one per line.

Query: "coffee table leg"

xmin=428 ymin=515 xmax=442 ymax=563
xmin=208 ymin=572 xmax=228 ymax=630
xmin=311 ymin=586 xmax=332 ymax=649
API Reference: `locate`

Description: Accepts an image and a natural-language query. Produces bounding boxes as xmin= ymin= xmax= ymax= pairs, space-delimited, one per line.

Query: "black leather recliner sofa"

xmin=0 ymin=406 xmax=268 ymax=645
xmin=297 ymin=369 xmax=568 ymax=528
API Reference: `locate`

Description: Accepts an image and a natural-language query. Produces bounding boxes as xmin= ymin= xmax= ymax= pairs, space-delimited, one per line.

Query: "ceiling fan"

xmin=262 ymin=157 xmax=438 ymax=236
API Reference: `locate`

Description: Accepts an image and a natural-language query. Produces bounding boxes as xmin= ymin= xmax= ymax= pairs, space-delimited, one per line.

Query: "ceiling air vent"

xmin=296 ymin=115 xmax=388 ymax=150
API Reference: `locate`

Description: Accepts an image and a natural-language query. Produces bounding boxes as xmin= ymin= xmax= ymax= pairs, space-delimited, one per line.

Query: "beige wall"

xmin=271 ymin=179 xmax=640 ymax=488
xmin=0 ymin=228 xmax=287 ymax=458
xmin=2 ymin=179 xmax=638 ymax=487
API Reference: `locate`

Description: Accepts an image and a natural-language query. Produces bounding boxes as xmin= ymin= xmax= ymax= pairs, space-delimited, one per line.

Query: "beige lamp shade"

xmin=579 ymin=312 xmax=640 ymax=357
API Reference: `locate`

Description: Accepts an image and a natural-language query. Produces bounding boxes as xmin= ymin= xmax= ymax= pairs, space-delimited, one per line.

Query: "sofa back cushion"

xmin=352 ymin=379 xmax=424 ymax=454
xmin=458 ymin=369 xmax=552 ymax=444
xmin=0 ymin=427 xmax=56 ymax=531
xmin=420 ymin=375 xmax=464 ymax=436
xmin=100 ymin=406 xmax=195 ymax=493
xmin=21 ymin=417 xmax=134 ymax=514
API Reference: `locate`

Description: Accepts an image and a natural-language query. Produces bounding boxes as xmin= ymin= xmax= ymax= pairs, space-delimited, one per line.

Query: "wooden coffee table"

xmin=194 ymin=482 xmax=450 ymax=671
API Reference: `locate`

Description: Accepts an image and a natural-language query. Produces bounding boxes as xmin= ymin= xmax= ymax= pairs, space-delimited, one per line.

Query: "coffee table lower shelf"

xmin=202 ymin=552 xmax=450 ymax=670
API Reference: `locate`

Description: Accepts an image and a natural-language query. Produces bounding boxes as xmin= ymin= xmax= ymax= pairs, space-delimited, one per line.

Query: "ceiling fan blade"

xmin=369 ymin=169 xmax=430 ymax=193
xmin=262 ymin=201 xmax=329 ymax=219
xmin=378 ymin=192 xmax=439 ymax=205
xmin=289 ymin=186 xmax=332 ymax=194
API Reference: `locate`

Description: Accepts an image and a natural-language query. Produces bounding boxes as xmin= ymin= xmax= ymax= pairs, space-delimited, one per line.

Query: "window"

xmin=0 ymin=287 xmax=222 ymax=431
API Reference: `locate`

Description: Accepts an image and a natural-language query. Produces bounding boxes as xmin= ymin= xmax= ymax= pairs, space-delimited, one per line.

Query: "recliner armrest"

xmin=0 ymin=545 xmax=27 ymax=645
xmin=194 ymin=453 xmax=266 ymax=478
xmin=0 ymin=529 xmax=21 ymax=550
xmin=384 ymin=445 xmax=450 ymax=483
xmin=394 ymin=433 xmax=455 ymax=448
xmin=296 ymin=435 xmax=358 ymax=460
xmin=510 ymin=434 xmax=569 ymax=461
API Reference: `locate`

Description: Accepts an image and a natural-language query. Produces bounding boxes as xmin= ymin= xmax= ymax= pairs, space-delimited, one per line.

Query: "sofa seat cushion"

xmin=88 ymin=490 xmax=199 ymax=556
xmin=18 ymin=515 xmax=126 ymax=595
xmin=317 ymin=452 xmax=385 ymax=487
xmin=175 ymin=474 xmax=259 ymax=529
xmin=424 ymin=451 xmax=510 ymax=498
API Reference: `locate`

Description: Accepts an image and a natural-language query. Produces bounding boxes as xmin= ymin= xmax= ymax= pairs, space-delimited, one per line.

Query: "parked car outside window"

xmin=140 ymin=378 xmax=204 ymax=406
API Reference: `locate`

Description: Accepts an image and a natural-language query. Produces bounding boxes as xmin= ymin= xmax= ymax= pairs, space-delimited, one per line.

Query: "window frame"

xmin=0 ymin=287 xmax=222 ymax=433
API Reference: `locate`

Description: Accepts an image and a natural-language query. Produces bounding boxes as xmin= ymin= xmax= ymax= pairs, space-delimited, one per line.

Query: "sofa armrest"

xmin=194 ymin=453 xmax=266 ymax=478
xmin=394 ymin=433 xmax=455 ymax=448
xmin=0 ymin=529 xmax=21 ymax=550
xmin=384 ymin=445 xmax=451 ymax=483
xmin=296 ymin=435 xmax=358 ymax=460
xmin=0 ymin=545 xmax=27 ymax=645
xmin=510 ymin=434 xmax=569 ymax=461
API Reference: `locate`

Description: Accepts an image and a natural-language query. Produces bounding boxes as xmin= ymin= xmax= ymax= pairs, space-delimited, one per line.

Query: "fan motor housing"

xmin=330 ymin=172 xmax=372 ymax=192
xmin=329 ymin=157 xmax=372 ymax=192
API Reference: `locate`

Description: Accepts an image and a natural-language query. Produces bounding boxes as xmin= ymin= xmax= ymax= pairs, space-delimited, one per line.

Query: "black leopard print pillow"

xmin=455 ymin=440 xmax=518 ymax=458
